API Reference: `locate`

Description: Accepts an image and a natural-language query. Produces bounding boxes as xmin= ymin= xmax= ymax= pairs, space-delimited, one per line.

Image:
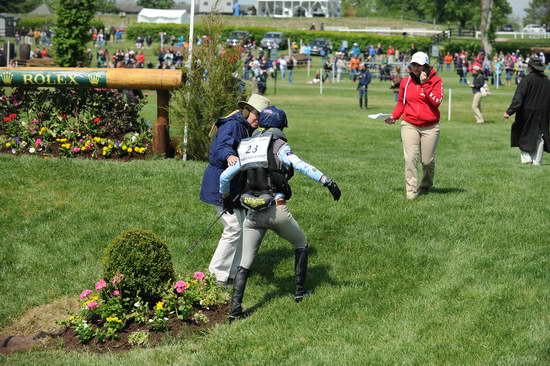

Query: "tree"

xmin=136 ymin=0 xmax=175 ymax=9
xmin=171 ymin=14 xmax=245 ymax=160
xmin=53 ymin=0 xmax=96 ymax=67
xmin=480 ymin=0 xmax=494 ymax=56
xmin=0 ymin=0 xmax=50 ymax=13
xmin=524 ymin=0 xmax=550 ymax=26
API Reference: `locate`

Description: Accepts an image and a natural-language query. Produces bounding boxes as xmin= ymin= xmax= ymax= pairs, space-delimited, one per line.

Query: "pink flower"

xmin=112 ymin=290 xmax=121 ymax=296
xmin=72 ymin=147 xmax=81 ymax=153
xmin=95 ymin=279 xmax=107 ymax=290
xmin=86 ymin=300 xmax=98 ymax=310
xmin=193 ymin=272 xmax=206 ymax=281
xmin=174 ymin=280 xmax=189 ymax=293
xmin=34 ymin=138 xmax=42 ymax=147
xmin=79 ymin=289 xmax=93 ymax=299
xmin=31 ymin=119 xmax=40 ymax=124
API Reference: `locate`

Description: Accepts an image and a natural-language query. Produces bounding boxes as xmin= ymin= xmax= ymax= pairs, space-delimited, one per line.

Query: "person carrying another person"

xmin=469 ymin=65 xmax=486 ymax=124
xmin=504 ymin=57 xmax=550 ymax=166
xmin=385 ymin=52 xmax=444 ymax=200
xmin=219 ymin=106 xmax=342 ymax=322
xmin=199 ymin=94 xmax=271 ymax=286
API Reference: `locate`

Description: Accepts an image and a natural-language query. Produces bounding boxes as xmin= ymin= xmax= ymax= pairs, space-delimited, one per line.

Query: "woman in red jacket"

xmin=385 ymin=52 xmax=443 ymax=200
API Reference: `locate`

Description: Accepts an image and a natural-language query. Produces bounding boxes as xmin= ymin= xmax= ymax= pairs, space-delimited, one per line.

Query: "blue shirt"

xmin=219 ymin=143 xmax=325 ymax=197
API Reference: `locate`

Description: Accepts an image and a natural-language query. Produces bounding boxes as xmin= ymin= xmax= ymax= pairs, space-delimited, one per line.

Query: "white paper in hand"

xmin=368 ymin=113 xmax=392 ymax=120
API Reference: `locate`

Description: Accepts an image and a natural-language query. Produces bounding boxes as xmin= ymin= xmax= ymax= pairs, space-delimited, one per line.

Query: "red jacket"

xmin=391 ymin=69 xmax=443 ymax=127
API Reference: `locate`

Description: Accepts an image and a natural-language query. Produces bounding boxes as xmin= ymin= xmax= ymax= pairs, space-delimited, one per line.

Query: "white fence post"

xmin=448 ymin=88 xmax=452 ymax=121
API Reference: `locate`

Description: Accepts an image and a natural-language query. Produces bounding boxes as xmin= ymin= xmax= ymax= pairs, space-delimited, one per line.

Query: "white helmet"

xmin=410 ymin=51 xmax=429 ymax=65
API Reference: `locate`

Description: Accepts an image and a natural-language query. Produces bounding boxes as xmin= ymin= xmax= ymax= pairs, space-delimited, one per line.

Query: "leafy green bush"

xmin=126 ymin=23 xmax=432 ymax=51
xmin=16 ymin=15 xmax=104 ymax=33
xmin=171 ymin=14 xmax=246 ymax=160
xmin=441 ymin=40 xmax=541 ymax=56
xmin=102 ymin=230 xmax=175 ymax=304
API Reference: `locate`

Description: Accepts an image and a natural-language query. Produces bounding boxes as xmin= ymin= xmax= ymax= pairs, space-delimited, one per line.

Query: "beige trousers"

xmin=400 ymin=121 xmax=440 ymax=197
xmin=240 ymin=204 xmax=308 ymax=270
xmin=208 ymin=207 xmax=246 ymax=282
xmin=472 ymin=92 xmax=484 ymax=123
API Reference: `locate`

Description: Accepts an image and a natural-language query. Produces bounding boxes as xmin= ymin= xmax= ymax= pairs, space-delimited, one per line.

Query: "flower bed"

xmin=0 ymin=88 xmax=151 ymax=159
xmin=59 ymin=271 xmax=229 ymax=349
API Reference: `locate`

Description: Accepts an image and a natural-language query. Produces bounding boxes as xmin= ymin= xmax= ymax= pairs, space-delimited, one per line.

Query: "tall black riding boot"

xmin=364 ymin=97 xmax=368 ymax=109
xmin=359 ymin=98 xmax=363 ymax=109
xmin=294 ymin=247 xmax=310 ymax=303
xmin=228 ymin=266 xmax=249 ymax=322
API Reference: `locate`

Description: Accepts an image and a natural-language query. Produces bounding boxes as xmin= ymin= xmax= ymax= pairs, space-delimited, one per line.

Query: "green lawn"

xmin=1 ymin=67 xmax=549 ymax=365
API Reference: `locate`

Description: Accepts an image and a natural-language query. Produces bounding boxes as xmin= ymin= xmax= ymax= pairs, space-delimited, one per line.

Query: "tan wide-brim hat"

xmin=238 ymin=94 xmax=271 ymax=113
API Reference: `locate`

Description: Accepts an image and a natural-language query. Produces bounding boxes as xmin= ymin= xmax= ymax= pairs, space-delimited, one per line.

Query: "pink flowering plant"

xmin=61 ymin=271 xmax=228 ymax=344
xmin=0 ymin=88 xmax=151 ymax=159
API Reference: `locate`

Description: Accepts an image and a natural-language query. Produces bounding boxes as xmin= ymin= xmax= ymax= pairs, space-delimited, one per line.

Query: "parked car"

xmin=260 ymin=32 xmax=288 ymax=50
xmin=310 ymin=38 xmax=332 ymax=56
xmin=226 ymin=30 xmax=254 ymax=47
xmin=499 ymin=24 xmax=514 ymax=32
xmin=522 ymin=24 xmax=546 ymax=33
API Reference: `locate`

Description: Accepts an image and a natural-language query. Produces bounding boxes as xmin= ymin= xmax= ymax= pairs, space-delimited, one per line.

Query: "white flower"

xmin=11 ymin=148 xmax=16 ymax=154
xmin=29 ymin=147 xmax=36 ymax=153
xmin=131 ymin=135 xmax=137 ymax=142
xmin=148 ymin=319 xmax=154 ymax=323
xmin=163 ymin=317 xmax=168 ymax=321
xmin=134 ymin=302 xmax=141 ymax=308
xmin=20 ymin=141 xmax=27 ymax=148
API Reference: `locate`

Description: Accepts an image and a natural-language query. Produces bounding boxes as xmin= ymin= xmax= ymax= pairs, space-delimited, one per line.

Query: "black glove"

xmin=222 ymin=195 xmax=234 ymax=214
xmin=323 ymin=178 xmax=341 ymax=201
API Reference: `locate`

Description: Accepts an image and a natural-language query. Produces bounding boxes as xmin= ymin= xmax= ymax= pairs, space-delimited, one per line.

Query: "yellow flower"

xmin=106 ymin=316 xmax=122 ymax=323
xmin=108 ymin=144 xmax=113 ymax=149
xmin=5 ymin=142 xmax=11 ymax=147
xmin=156 ymin=301 xmax=164 ymax=310
xmin=93 ymin=137 xmax=101 ymax=142
xmin=39 ymin=127 xmax=47 ymax=135
xmin=127 ymin=147 xmax=133 ymax=153
xmin=102 ymin=151 xmax=107 ymax=156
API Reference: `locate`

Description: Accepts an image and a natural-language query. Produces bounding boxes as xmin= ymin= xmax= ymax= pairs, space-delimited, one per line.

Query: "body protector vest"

xmin=237 ymin=128 xmax=294 ymax=211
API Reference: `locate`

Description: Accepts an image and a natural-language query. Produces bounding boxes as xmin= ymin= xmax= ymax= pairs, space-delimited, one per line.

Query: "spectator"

xmin=286 ymin=56 xmax=295 ymax=83
xmin=469 ymin=65 xmax=486 ymax=124
xmin=336 ymin=55 xmax=346 ymax=83
xmin=444 ymin=53 xmax=453 ymax=72
xmin=357 ymin=68 xmax=371 ymax=109
xmin=504 ymin=57 xmax=550 ymax=165
xmin=385 ymin=52 xmax=444 ymax=200
xmin=390 ymin=66 xmax=402 ymax=102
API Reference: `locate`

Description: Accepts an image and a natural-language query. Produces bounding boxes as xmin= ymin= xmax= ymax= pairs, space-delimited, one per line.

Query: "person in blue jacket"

xmin=199 ymin=94 xmax=271 ymax=285
xmin=357 ymin=68 xmax=371 ymax=109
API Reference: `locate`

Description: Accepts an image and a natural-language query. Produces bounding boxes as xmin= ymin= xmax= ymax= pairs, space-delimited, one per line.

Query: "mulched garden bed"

xmin=61 ymin=304 xmax=229 ymax=353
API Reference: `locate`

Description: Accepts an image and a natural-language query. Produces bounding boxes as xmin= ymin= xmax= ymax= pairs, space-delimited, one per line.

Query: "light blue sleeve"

xmin=277 ymin=144 xmax=325 ymax=183
xmin=219 ymin=161 xmax=241 ymax=195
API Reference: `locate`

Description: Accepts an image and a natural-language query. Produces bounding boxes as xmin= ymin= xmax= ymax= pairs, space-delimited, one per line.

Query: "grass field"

xmin=1 ymin=66 xmax=550 ymax=365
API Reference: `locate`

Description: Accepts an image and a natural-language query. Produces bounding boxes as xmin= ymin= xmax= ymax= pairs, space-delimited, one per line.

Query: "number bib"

xmin=237 ymin=135 xmax=271 ymax=170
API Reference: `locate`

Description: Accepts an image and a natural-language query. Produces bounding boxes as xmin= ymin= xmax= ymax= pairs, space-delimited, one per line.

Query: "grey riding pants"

xmin=240 ymin=204 xmax=308 ymax=269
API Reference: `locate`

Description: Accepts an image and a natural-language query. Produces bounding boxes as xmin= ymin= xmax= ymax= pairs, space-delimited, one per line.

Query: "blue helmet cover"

xmin=259 ymin=106 xmax=288 ymax=129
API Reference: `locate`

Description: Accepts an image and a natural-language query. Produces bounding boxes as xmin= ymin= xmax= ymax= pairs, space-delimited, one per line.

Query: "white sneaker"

xmin=520 ymin=150 xmax=533 ymax=164
xmin=406 ymin=192 xmax=418 ymax=200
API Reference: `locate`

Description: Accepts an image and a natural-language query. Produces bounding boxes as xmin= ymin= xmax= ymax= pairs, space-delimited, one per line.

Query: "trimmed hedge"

xmin=16 ymin=15 xmax=104 ymax=32
xmin=102 ymin=229 xmax=175 ymax=304
xmin=441 ymin=40 xmax=546 ymax=56
xmin=127 ymin=23 xmax=432 ymax=51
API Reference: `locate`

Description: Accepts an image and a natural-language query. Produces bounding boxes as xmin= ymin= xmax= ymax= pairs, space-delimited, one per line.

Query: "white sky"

xmin=509 ymin=0 xmax=530 ymax=17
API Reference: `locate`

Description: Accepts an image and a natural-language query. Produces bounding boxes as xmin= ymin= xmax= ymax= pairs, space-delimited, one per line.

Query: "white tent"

xmin=137 ymin=8 xmax=189 ymax=24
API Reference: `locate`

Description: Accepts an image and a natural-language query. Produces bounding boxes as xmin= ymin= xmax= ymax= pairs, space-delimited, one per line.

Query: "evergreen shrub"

xmin=126 ymin=23 xmax=432 ymax=51
xmin=102 ymin=229 xmax=175 ymax=304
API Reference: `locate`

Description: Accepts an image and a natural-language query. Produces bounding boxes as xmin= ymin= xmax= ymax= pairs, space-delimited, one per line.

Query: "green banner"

xmin=0 ymin=70 xmax=107 ymax=87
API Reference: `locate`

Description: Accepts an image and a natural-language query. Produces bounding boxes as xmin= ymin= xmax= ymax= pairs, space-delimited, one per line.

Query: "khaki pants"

xmin=472 ymin=92 xmax=484 ymax=123
xmin=208 ymin=207 xmax=246 ymax=282
xmin=400 ymin=121 xmax=440 ymax=198
xmin=240 ymin=204 xmax=308 ymax=269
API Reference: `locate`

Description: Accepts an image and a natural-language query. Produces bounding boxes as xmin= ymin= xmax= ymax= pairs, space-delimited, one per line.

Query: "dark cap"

xmin=528 ymin=57 xmax=545 ymax=73
xmin=259 ymin=106 xmax=288 ymax=129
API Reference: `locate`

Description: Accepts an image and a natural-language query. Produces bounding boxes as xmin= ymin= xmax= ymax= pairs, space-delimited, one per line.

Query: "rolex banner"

xmin=0 ymin=70 xmax=107 ymax=87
